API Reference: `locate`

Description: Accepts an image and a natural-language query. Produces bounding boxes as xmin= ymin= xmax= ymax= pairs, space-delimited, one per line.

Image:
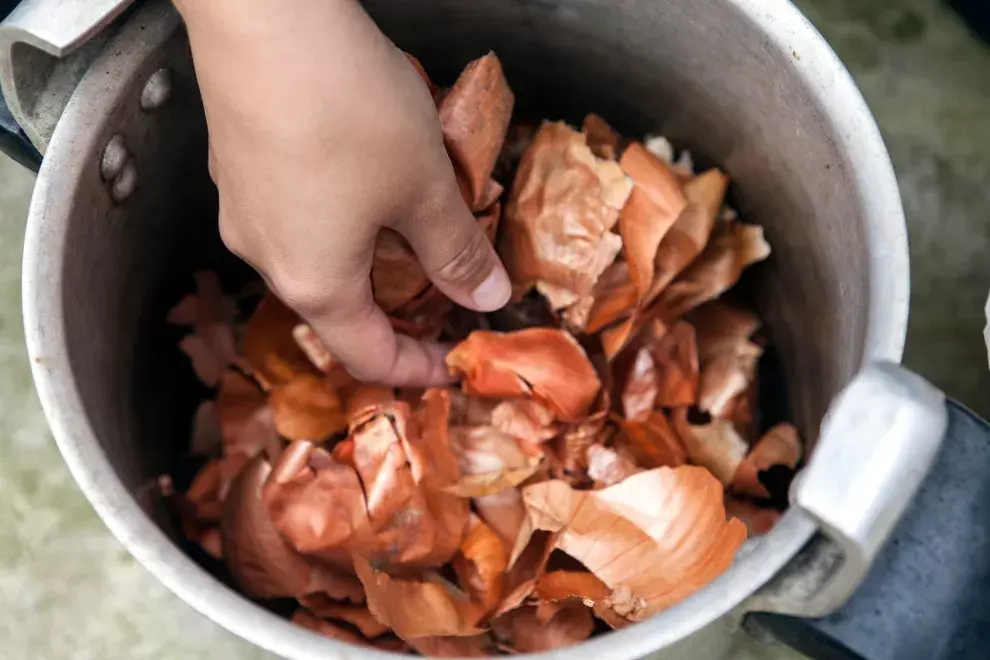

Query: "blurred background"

xmin=0 ymin=0 xmax=987 ymax=658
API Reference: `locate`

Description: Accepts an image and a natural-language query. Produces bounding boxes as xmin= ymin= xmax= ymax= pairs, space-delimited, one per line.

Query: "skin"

xmin=173 ymin=0 xmax=511 ymax=386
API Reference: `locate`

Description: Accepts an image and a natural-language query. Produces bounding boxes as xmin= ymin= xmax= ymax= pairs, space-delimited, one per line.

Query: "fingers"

xmin=274 ymin=268 xmax=452 ymax=388
xmin=207 ymin=139 xmax=218 ymax=184
xmin=397 ymin=186 xmax=511 ymax=313
xmin=216 ymin=163 xmax=457 ymax=388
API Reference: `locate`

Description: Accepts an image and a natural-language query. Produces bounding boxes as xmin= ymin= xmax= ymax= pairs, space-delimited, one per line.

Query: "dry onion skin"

xmin=163 ymin=51 xmax=801 ymax=656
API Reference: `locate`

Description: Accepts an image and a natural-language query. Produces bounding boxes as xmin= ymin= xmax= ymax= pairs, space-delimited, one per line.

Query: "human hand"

xmin=173 ymin=0 xmax=511 ymax=386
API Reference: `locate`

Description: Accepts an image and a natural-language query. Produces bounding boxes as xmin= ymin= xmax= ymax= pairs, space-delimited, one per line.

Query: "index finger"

xmin=282 ymin=279 xmax=452 ymax=388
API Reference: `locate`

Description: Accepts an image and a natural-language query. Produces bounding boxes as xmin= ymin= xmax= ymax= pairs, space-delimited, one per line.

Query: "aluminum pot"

xmin=7 ymin=1 xmax=980 ymax=659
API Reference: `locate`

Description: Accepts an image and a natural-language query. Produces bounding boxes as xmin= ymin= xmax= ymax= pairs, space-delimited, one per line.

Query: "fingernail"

xmin=471 ymin=268 xmax=512 ymax=311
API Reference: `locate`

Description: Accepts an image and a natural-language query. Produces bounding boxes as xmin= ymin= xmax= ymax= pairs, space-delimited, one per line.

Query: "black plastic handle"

xmin=0 ymin=91 xmax=42 ymax=171
xmin=752 ymin=399 xmax=990 ymax=660
xmin=950 ymin=0 xmax=990 ymax=44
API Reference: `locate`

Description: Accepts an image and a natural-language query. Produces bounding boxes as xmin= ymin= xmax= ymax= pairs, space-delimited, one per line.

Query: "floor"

xmin=0 ymin=0 xmax=987 ymax=658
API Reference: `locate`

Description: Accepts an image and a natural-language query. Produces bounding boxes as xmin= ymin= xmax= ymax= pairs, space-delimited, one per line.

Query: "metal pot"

xmin=6 ymin=1 xmax=987 ymax=659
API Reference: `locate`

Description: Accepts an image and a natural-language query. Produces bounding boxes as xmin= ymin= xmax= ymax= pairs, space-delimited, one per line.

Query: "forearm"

xmin=173 ymin=0 xmax=405 ymax=143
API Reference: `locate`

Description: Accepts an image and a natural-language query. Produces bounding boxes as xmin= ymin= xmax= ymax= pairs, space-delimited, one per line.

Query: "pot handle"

xmin=745 ymin=366 xmax=990 ymax=659
xmin=0 ymin=0 xmax=136 ymax=156
xmin=745 ymin=362 xmax=948 ymax=618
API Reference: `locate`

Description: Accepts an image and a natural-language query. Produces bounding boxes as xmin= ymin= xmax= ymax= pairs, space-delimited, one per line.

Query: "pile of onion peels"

xmin=161 ymin=52 xmax=803 ymax=656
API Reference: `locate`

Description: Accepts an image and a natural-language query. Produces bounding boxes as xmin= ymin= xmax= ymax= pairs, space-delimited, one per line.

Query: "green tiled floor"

xmin=0 ymin=1 xmax=987 ymax=658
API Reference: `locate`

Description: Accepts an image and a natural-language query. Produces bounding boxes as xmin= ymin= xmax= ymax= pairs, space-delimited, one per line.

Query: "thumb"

xmin=397 ymin=187 xmax=511 ymax=312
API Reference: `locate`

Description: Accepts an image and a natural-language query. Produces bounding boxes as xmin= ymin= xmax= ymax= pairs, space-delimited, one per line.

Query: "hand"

xmin=174 ymin=0 xmax=511 ymax=386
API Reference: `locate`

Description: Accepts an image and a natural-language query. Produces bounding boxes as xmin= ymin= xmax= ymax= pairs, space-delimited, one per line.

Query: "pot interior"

xmin=38 ymin=0 xmax=900 ymax=655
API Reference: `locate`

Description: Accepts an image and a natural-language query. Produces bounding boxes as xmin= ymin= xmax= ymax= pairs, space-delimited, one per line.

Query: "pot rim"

xmin=22 ymin=1 xmax=908 ymax=658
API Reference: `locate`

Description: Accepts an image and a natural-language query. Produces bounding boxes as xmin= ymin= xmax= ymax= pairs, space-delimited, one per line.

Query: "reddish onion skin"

xmin=221 ymin=456 xmax=331 ymax=599
xmin=522 ymin=467 xmax=747 ymax=618
xmin=241 ymin=293 xmax=318 ymax=388
xmin=732 ymin=423 xmax=803 ymax=498
xmin=582 ymin=113 xmax=621 ymax=161
xmin=291 ymin=610 xmax=368 ymax=646
xmin=725 ymin=498 xmax=782 ymax=536
xmin=446 ymin=328 xmax=601 ymax=421
xmin=408 ymin=634 xmax=494 ymax=657
xmin=440 ymin=52 xmax=515 ymax=211
xmin=492 ymin=603 xmax=595 ymax=652
xmin=499 ymin=121 xmax=631 ymax=307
